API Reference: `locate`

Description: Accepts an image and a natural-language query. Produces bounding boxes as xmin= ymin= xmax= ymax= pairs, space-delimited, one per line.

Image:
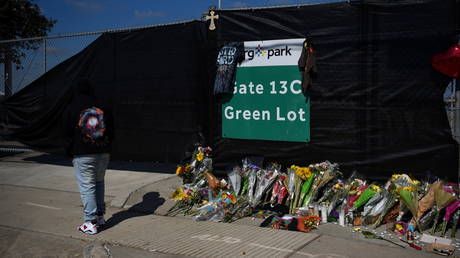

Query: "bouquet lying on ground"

xmin=351 ymin=184 xmax=382 ymax=212
xmin=370 ymin=174 xmax=420 ymax=228
xmin=431 ymin=184 xmax=457 ymax=234
xmin=302 ymin=161 xmax=340 ymax=208
xmin=290 ymin=164 xmax=314 ymax=213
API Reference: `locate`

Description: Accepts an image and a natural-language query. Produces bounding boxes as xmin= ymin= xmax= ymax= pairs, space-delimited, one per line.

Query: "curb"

xmin=110 ymin=174 xmax=177 ymax=209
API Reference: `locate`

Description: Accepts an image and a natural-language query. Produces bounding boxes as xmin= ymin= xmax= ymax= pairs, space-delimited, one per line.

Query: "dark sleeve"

xmin=236 ymin=42 xmax=245 ymax=64
xmin=298 ymin=41 xmax=307 ymax=72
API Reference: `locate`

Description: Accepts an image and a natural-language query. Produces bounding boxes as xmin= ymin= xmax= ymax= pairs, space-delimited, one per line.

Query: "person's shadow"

xmin=102 ymin=192 xmax=165 ymax=230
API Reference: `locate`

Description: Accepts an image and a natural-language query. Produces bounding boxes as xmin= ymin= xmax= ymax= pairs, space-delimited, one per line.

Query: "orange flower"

xmin=176 ymin=166 xmax=185 ymax=175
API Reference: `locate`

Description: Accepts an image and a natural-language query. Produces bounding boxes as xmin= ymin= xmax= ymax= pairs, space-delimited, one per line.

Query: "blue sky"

xmin=39 ymin=0 xmax=331 ymax=35
xmin=2 ymin=0 xmax=339 ymax=93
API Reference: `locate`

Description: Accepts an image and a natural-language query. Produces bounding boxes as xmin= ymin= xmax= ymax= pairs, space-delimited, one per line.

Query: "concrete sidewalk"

xmin=0 ymin=152 xmax=453 ymax=258
xmin=0 ymin=151 xmax=175 ymax=208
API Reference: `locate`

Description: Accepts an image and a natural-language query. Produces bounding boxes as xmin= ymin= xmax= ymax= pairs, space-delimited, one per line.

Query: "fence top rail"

xmin=0 ymin=19 xmax=198 ymax=44
xmin=218 ymin=1 xmax=344 ymax=11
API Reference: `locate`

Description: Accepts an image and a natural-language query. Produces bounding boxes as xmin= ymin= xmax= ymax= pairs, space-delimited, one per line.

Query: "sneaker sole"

xmin=78 ymin=227 xmax=97 ymax=235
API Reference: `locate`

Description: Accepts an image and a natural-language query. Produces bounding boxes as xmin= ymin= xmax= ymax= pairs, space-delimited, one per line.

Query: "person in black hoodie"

xmin=66 ymin=78 xmax=113 ymax=234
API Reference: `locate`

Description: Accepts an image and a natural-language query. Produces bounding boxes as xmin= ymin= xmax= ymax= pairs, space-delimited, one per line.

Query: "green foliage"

xmin=0 ymin=0 xmax=56 ymax=68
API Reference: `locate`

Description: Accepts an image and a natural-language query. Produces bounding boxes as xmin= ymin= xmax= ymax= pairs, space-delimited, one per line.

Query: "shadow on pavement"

xmin=21 ymin=153 xmax=176 ymax=174
xmin=103 ymin=192 xmax=165 ymax=230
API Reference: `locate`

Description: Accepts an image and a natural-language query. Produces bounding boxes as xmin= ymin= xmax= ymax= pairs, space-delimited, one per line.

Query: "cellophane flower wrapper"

xmin=228 ymin=166 xmax=242 ymax=196
xmin=352 ymin=184 xmax=381 ymax=211
xmin=323 ymin=174 xmax=354 ymax=216
xmin=299 ymin=173 xmax=315 ymax=207
xmin=445 ymin=200 xmax=460 ymax=222
xmin=192 ymin=157 xmax=213 ymax=185
xmin=317 ymin=179 xmax=338 ymax=203
xmin=317 ymin=179 xmax=343 ymax=206
xmin=193 ymin=201 xmax=223 ymax=221
xmin=371 ymin=184 xmax=398 ymax=228
xmin=287 ymin=169 xmax=296 ymax=203
xmin=451 ymin=209 xmax=460 ymax=238
xmin=440 ymin=199 xmax=460 ymax=236
xmin=271 ymin=174 xmax=288 ymax=204
xmin=432 ymin=186 xmax=457 ymax=234
xmin=398 ymin=188 xmax=418 ymax=219
xmin=247 ymin=167 xmax=258 ymax=204
xmin=393 ymin=174 xmax=421 ymax=219
xmin=367 ymin=174 xmax=419 ymax=227
xmin=251 ymin=167 xmax=279 ymax=207
xmin=390 ymin=174 xmax=420 ymax=189
xmin=414 ymin=180 xmax=442 ymax=221
xmin=362 ymin=191 xmax=385 ymax=216
xmin=302 ymin=163 xmax=339 ymax=208
xmin=239 ymin=158 xmax=251 ymax=196
xmin=290 ymin=173 xmax=302 ymax=214
xmin=241 ymin=174 xmax=249 ymax=196
xmin=168 ymin=187 xmax=205 ymax=216
xmin=223 ymin=195 xmax=252 ymax=222
xmin=343 ymin=180 xmax=367 ymax=211
xmin=329 ymin=173 xmax=357 ymax=213
xmin=193 ymin=191 xmax=236 ymax=222
xmin=418 ymin=206 xmax=437 ymax=231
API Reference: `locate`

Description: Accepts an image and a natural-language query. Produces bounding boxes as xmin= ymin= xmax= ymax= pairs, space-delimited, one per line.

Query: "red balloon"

xmin=432 ymin=44 xmax=460 ymax=79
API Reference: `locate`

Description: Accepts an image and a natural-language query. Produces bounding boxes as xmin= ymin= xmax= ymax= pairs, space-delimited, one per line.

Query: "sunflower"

xmin=171 ymin=188 xmax=190 ymax=200
xmin=196 ymin=152 xmax=204 ymax=161
xmin=175 ymin=166 xmax=185 ymax=175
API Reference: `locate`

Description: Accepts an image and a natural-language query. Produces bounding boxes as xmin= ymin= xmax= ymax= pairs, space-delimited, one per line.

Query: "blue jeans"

xmin=73 ymin=153 xmax=110 ymax=221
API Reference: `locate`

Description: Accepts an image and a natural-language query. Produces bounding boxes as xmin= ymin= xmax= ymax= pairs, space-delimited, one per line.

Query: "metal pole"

xmin=4 ymin=45 xmax=12 ymax=97
xmin=218 ymin=0 xmax=221 ymax=9
xmin=43 ymin=38 xmax=47 ymax=73
xmin=455 ymin=79 xmax=460 ymax=189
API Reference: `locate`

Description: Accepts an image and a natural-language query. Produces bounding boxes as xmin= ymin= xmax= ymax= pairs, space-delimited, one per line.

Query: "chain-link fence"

xmin=0 ymin=23 xmax=185 ymax=155
xmin=0 ymin=34 xmax=100 ymax=95
xmin=0 ymin=32 xmax=102 ymax=155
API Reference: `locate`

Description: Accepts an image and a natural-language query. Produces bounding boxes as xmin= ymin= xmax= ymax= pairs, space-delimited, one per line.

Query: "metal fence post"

xmin=455 ymin=79 xmax=460 ymax=188
xmin=3 ymin=45 xmax=12 ymax=97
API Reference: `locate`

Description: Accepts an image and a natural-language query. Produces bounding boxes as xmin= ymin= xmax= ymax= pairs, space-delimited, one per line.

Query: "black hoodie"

xmin=66 ymin=78 xmax=113 ymax=156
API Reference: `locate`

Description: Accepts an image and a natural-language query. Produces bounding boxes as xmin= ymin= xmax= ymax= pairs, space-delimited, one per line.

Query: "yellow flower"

xmin=292 ymin=165 xmax=313 ymax=180
xmin=333 ymin=183 xmax=344 ymax=189
xmin=408 ymin=179 xmax=420 ymax=186
xmin=172 ymin=188 xmax=190 ymax=200
xmin=395 ymin=224 xmax=403 ymax=231
xmin=390 ymin=174 xmax=403 ymax=181
xmin=370 ymin=185 xmax=381 ymax=192
xmin=196 ymin=152 xmax=204 ymax=162
xmin=402 ymin=186 xmax=415 ymax=192
xmin=176 ymin=166 xmax=184 ymax=175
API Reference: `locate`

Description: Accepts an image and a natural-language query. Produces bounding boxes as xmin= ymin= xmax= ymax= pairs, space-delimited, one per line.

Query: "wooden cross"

xmin=205 ymin=10 xmax=219 ymax=31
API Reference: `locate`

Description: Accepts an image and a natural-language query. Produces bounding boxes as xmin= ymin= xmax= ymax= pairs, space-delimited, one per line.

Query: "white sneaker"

xmin=96 ymin=215 xmax=106 ymax=228
xmin=78 ymin=221 xmax=98 ymax=235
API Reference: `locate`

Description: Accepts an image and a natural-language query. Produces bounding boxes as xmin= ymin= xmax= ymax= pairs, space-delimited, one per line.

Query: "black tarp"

xmin=0 ymin=21 xmax=212 ymax=162
xmin=0 ymin=0 xmax=458 ymax=180
xmin=211 ymin=0 xmax=459 ymax=180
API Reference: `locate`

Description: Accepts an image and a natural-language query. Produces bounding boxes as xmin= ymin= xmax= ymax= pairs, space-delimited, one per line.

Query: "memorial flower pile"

xmin=167 ymin=150 xmax=460 ymax=244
